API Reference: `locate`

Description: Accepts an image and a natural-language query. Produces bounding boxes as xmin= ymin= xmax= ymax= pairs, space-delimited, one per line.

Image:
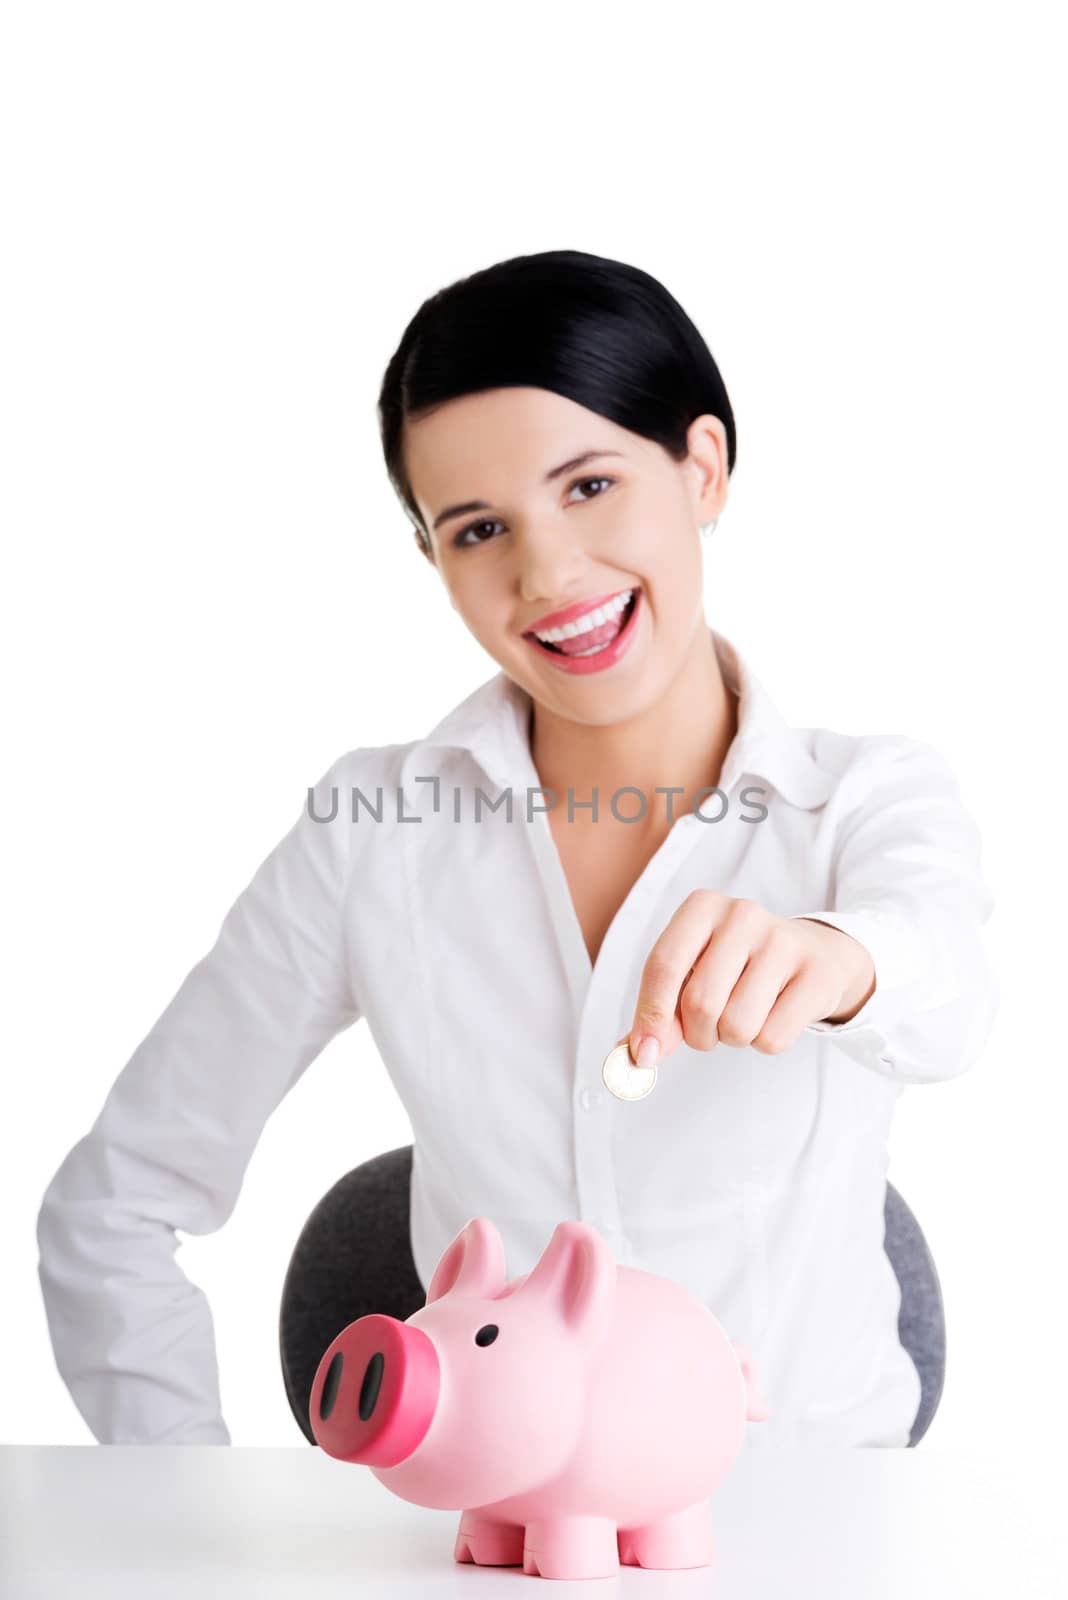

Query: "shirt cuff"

xmin=790 ymin=908 xmax=930 ymax=1038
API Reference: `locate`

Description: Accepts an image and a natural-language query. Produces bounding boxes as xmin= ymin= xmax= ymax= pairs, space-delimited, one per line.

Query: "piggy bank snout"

xmin=309 ymin=1312 xmax=440 ymax=1468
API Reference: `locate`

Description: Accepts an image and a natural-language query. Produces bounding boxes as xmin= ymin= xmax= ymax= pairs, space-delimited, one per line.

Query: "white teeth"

xmin=533 ymin=589 xmax=633 ymax=644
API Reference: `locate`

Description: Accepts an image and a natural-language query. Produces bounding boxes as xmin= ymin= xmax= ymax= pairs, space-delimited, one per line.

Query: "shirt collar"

xmin=417 ymin=626 xmax=837 ymax=811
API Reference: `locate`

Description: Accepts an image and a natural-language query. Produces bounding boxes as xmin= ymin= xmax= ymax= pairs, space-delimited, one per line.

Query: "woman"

xmin=36 ymin=249 xmax=996 ymax=1450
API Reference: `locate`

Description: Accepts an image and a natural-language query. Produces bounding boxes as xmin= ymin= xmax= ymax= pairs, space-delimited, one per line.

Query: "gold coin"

xmin=601 ymin=1040 xmax=657 ymax=1101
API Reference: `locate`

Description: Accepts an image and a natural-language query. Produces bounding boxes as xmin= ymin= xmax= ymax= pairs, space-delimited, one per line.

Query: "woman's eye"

xmin=568 ymin=475 xmax=614 ymax=503
xmin=452 ymin=476 xmax=615 ymax=548
xmin=454 ymin=518 xmax=502 ymax=548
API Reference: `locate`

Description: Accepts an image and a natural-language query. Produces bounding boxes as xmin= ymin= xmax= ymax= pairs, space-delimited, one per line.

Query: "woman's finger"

xmin=711 ymin=938 xmax=796 ymax=1050
xmin=678 ymin=911 xmax=769 ymax=1052
xmin=753 ymin=964 xmax=838 ymax=1053
xmin=629 ymin=891 xmax=733 ymax=1065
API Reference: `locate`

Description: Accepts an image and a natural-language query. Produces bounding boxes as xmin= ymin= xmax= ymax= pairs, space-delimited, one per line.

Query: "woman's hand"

xmin=624 ymin=891 xmax=877 ymax=1070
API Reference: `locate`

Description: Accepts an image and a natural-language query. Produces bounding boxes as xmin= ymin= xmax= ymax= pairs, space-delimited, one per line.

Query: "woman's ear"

xmin=685 ymin=413 xmax=729 ymax=524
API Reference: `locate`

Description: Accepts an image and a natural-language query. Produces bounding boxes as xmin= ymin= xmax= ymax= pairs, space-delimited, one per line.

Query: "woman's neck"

xmin=527 ymin=622 xmax=738 ymax=834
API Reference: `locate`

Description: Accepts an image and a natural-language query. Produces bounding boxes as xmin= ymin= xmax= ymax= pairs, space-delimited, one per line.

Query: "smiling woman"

xmin=376 ymin=253 xmax=741 ymax=808
xmin=35 ymin=248 xmax=996 ymax=1455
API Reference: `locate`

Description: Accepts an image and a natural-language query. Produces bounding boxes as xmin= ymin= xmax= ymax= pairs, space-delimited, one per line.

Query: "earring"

xmin=699 ymin=518 xmax=718 ymax=539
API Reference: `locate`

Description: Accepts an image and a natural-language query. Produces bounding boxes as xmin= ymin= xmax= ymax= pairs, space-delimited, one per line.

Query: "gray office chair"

xmin=279 ymin=1144 xmax=944 ymax=1447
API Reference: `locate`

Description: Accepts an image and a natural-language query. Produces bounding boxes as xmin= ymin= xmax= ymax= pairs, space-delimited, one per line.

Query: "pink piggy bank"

xmin=310 ymin=1215 xmax=770 ymax=1580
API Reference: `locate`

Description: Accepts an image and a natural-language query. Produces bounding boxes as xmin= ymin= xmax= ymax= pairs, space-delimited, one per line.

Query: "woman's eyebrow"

xmin=431 ymin=449 xmax=626 ymax=532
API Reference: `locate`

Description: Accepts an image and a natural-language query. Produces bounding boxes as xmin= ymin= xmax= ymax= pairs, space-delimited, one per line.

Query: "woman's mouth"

xmin=523 ymin=587 xmax=641 ymax=676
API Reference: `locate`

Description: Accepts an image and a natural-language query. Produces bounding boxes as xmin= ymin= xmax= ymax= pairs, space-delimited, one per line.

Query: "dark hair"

xmin=377 ymin=249 xmax=737 ymax=556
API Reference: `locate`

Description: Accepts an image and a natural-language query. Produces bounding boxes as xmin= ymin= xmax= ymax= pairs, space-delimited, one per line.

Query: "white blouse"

xmin=36 ymin=629 xmax=998 ymax=1448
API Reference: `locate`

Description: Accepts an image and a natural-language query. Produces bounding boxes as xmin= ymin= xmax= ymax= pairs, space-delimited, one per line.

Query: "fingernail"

xmin=635 ymin=1035 xmax=659 ymax=1069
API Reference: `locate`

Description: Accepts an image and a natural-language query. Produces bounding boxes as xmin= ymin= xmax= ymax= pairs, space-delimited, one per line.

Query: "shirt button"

xmin=578 ymin=1086 xmax=605 ymax=1112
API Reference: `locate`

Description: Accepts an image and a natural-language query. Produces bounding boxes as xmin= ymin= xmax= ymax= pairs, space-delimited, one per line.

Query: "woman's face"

xmin=403 ymin=386 xmax=728 ymax=727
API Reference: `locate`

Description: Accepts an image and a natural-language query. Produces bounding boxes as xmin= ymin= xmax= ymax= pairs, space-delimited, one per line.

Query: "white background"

xmin=2 ymin=1 xmax=1064 ymax=1458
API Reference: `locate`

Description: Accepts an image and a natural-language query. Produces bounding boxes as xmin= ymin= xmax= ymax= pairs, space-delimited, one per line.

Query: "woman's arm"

xmin=626 ymin=737 xmax=997 ymax=1088
xmin=35 ymin=753 xmax=362 ymax=1444
xmin=791 ymin=734 xmax=998 ymax=1084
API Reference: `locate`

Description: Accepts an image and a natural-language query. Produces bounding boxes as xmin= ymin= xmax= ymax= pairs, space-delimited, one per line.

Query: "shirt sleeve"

xmin=789 ymin=736 xmax=998 ymax=1085
xmin=35 ymin=753 xmax=362 ymax=1444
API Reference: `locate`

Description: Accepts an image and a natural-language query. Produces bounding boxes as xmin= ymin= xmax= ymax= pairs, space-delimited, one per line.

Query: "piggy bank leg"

xmin=522 ymin=1516 xmax=619 ymax=1580
xmin=618 ymin=1501 xmax=715 ymax=1570
xmin=453 ymin=1512 xmax=524 ymax=1566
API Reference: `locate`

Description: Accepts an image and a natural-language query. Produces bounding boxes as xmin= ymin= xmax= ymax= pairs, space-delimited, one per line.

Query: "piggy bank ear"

xmin=513 ymin=1220 xmax=615 ymax=1348
xmin=731 ymin=1339 xmax=771 ymax=1422
xmin=425 ymin=1217 xmax=506 ymax=1305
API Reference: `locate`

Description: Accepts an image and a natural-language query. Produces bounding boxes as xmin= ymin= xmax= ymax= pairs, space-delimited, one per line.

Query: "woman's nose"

xmin=515 ymin=525 xmax=587 ymax=605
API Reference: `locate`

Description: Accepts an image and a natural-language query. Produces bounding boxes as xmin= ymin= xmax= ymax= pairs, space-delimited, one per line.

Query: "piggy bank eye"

xmin=475 ymin=1324 xmax=499 ymax=1347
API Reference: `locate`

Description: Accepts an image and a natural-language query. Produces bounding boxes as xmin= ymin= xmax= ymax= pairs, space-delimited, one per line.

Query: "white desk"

xmin=0 ymin=1445 xmax=1063 ymax=1597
